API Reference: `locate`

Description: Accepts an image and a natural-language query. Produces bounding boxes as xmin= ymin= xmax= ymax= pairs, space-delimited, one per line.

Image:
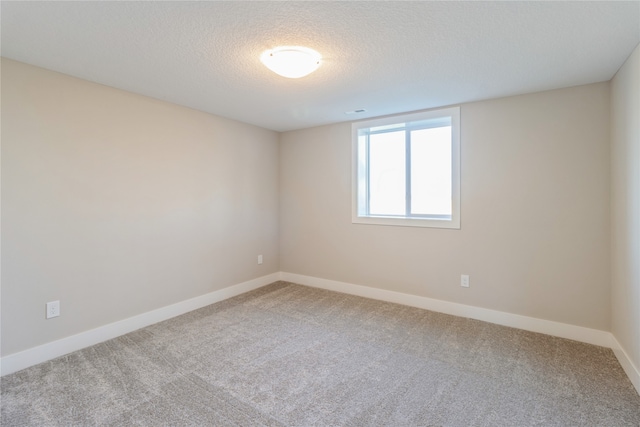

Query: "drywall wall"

xmin=1 ymin=59 xmax=279 ymax=356
xmin=611 ymin=44 xmax=640 ymax=377
xmin=280 ymin=83 xmax=611 ymax=331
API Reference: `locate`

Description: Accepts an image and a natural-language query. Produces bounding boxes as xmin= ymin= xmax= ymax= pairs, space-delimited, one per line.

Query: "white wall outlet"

xmin=258 ymin=254 xmax=263 ymax=265
xmin=46 ymin=300 xmax=60 ymax=319
xmin=461 ymin=275 xmax=470 ymax=288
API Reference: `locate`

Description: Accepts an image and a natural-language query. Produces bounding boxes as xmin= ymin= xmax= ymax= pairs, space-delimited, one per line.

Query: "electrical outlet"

xmin=461 ymin=275 xmax=470 ymax=288
xmin=258 ymin=254 xmax=263 ymax=265
xmin=46 ymin=300 xmax=60 ymax=319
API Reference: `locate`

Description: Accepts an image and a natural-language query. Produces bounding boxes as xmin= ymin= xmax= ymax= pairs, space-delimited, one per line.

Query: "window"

xmin=352 ymin=107 xmax=460 ymax=229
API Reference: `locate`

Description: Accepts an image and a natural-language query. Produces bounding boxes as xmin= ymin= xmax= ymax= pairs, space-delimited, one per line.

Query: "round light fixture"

xmin=260 ymin=46 xmax=322 ymax=79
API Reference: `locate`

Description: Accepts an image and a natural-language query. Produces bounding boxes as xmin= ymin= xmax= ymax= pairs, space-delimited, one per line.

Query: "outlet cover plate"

xmin=461 ymin=275 xmax=470 ymax=288
xmin=46 ymin=300 xmax=60 ymax=319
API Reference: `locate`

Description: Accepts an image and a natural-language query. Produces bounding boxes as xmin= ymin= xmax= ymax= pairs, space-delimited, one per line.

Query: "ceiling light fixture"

xmin=260 ymin=46 xmax=322 ymax=79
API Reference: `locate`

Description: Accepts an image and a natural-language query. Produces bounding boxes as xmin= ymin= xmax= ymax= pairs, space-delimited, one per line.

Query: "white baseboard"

xmin=280 ymin=272 xmax=613 ymax=348
xmin=0 ymin=272 xmax=281 ymax=376
xmin=4 ymin=270 xmax=638 ymax=397
xmin=610 ymin=336 xmax=640 ymax=395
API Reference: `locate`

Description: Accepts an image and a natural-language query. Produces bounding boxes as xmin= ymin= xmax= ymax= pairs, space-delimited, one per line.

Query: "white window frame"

xmin=351 ymin=106 xmax=460 ymax=229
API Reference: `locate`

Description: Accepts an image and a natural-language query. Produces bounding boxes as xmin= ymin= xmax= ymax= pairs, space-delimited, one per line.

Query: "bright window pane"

xmin=369 ymin=131 xmax=405 ymax=215
xmin=410 ymin=126 xmax=452 ymax=216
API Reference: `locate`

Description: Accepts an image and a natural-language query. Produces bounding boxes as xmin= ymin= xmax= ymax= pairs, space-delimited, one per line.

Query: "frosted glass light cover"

xmin=260 ymin=46 xmax=321 ymax=78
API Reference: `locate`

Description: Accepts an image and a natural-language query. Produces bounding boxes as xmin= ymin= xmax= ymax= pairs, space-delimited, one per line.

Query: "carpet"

xmin=2 ymin=281 xmax=639 ymax=426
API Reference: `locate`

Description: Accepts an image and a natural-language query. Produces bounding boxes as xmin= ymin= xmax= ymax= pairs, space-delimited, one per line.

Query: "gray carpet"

xmin=2 ymin=281 xmax=639 ymax=426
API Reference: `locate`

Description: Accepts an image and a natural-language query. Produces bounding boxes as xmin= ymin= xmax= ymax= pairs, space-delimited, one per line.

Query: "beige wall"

xmin=1 ymin=59 xmax=280 ymax=356
xmin=0 ymin=56 xmax=621 ymax=360
xmin=611 ymin=44 xmax=640 ymax=372
xmin=280 ymin=83 xmax=611 ymax=330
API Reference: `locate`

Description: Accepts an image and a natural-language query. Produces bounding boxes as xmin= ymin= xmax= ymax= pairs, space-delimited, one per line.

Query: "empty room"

xmin=1 ymin=1 xmax=639 ymax=426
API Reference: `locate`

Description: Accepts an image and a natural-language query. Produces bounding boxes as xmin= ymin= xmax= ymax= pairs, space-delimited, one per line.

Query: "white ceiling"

xmin=2 ymin=1 xmax=639 ymax=132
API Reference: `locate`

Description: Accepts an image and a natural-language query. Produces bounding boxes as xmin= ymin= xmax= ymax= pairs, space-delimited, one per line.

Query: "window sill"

xmin=352 ymin=215 xmax=460 ymax=229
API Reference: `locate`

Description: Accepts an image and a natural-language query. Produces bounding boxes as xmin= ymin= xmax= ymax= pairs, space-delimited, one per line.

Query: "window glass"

xmin=369 ymin=130 xmax=405 ymax=216
xmin=410 ymin=126 xmax=452 ymax=217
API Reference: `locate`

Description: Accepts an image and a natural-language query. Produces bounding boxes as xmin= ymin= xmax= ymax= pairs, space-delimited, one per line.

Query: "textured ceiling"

xmin=2 ymin=1 xmax=639 ymax=132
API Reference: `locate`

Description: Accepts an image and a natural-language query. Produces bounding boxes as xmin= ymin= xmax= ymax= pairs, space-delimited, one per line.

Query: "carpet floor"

xmin=2 ymin=281 xmax=639 ymax=426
